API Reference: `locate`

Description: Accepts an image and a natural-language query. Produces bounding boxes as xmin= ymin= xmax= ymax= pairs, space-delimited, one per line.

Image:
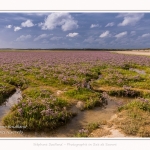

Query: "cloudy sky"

xmin=0 ymin=12 xmax=150 ymax=49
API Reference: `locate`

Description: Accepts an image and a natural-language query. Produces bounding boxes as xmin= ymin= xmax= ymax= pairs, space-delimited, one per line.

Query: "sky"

xmin=0 ymin=12 xmax=150 ymax=49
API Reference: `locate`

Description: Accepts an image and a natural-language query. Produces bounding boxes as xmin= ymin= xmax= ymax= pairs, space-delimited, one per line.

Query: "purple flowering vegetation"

xmin=1 ymin=50 xmax=150 ymax=133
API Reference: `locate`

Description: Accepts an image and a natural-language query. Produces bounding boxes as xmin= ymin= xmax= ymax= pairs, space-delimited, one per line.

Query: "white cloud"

xmin=50 ymin=36 xmax=63 ymax=41
xmin=34 ymin=34 xmax=50 ymax=41
xmin=84 ymin=36 xmax=95 ymax=43
xmin=38 ymin=22 xmax=43 ymax=27
xmin=26 ymin=13 xmax=50 ymax=16
xmin=117 ymin=13 xmax=144 ymax=26
xmin=14 ymin=26 xmax=22 ymax=31
xmin=21 ymin=20 xmax=34 ymax=27
xmin=95 ymin=38 xmax=106 ymax=44
xmin=13 ymin=17 xmax=28 ymax=21
xmin=90 ymin=24 xmax=99 ymax=28
xmin=66 ymin=32 xmax=78 ymax=37
xmin=105 ymin=22 xmax=114 ymax=27
xmin=6 ymin=25 xmax=12 ymax=28
xmin=115 ymin=31 xmax=127 ymax=38
xmin=40 ymin=13 xmax=78 ymax=31
xmin=141 ymin=33 xmax=150 ymax=38
xmin=16 ymin=35 xmax=31 ymax=41
xmin=99 ymin=31 xmax=110 ymax=38
xmin=42 ymin=40 xmax=49 ymax=44
xmin=130 ymin=31 xmax=136 ymax=36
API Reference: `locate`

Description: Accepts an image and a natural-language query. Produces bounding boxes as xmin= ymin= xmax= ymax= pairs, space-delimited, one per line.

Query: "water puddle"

xmin=21 ymin=98 xmax=121 ymax=137
xmin=0 ymin=89 xmax=22 ymax=121
xmin=0 ymin=90 xmax=135 ymax=137
xmin=52 ymin=100 xmax=118 ymax=137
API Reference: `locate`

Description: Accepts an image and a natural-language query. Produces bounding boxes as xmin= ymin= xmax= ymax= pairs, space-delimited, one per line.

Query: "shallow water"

xmin=52 ymin=100 xmax=118 ymax=137
xmin=21 ymin=98 xmax=120 ymax=137
xmin=0 ymin=89 xmax=22 ymax=121
xmin=0 ymin=90 xmax=134 ymax=137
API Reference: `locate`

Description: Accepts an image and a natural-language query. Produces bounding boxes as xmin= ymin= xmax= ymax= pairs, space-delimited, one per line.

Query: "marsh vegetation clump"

xmin=114 ymin=97 xmax=150 ymax=137
xmin=2 ymin=88 xmax=75 ymax=131
xmin=1 ymin=51 xmax=150 ymax=136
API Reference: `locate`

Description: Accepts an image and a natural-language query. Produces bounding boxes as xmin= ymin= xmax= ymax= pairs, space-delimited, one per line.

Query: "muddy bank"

xmin=0 ymin=89 xmax=24 ymax=137
xmin=0 ymin=88 xmax=134 ymax=138
xmin=0 ymin=95 xmax=118 ymax=137
xmin=89 ymin=114 xmax=138 ymax=138
xmin=49 ymin=98 xmax=118 ymax=137
xmin=6 ymin=98 xmax=122 ymax=137
xmin=0 ymin=89 xmax=22 ymax=121
xmin=0 ymin=85 xmax=16 ymax=105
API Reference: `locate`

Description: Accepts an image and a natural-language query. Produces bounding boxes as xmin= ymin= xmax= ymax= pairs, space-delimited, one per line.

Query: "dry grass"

xmin=88 ymin=127 xmax=111 ymax=137
xmin=113 ymin=109 xmax=150 ymax=137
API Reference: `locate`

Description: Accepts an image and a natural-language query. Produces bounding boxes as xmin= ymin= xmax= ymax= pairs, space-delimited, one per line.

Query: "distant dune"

xmin=113 ymin=50 xmax=150 ymax=56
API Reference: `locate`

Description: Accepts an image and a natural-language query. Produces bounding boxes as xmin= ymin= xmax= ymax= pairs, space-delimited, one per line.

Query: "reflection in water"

xmin=0 ymin=89 xmax=22 ymax=121
xmin=0 ymin=89 xmax=134 ymax=137
xmin=50 ymin=99 xmax=118 ymax=137
xmin=23 ymin=98 xmax=120 ymax=137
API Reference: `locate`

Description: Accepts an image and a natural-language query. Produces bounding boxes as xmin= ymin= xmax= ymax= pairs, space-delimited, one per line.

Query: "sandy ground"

xmin=113 ymin=50 xmax=150 ymax=56
xmin=89 ymin=114 xmax=126 ymax=138
xmin=89 ymin=114 xmax=138 ymax=138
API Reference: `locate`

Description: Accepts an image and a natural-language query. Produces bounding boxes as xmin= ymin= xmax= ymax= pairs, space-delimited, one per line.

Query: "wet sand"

xmin=0 ymin=91 xmax=119 ymax=137
xmin=0 ymin=89 xmax=134 ymax=138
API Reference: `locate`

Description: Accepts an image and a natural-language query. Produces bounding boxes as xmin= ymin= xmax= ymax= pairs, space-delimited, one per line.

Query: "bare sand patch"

xmin=89 ymin=114 xmax=139 ymax=138
xmin=113 ymin=50 xmax=150 ymax=56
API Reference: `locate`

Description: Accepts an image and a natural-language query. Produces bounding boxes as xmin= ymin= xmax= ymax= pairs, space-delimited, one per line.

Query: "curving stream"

xmin=0 ymin=88 xmax=132 ymax=137
xmin=0 ymin=89 xmax=22 ymax=121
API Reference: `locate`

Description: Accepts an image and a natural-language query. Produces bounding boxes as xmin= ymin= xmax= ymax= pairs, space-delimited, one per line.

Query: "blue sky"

xmin=0 ymin=12 xmax=150 ymax=49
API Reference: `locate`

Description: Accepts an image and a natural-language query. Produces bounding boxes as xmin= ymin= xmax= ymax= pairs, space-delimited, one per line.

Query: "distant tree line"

xmin=1 ymin=48 xmax=150 ymax=51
